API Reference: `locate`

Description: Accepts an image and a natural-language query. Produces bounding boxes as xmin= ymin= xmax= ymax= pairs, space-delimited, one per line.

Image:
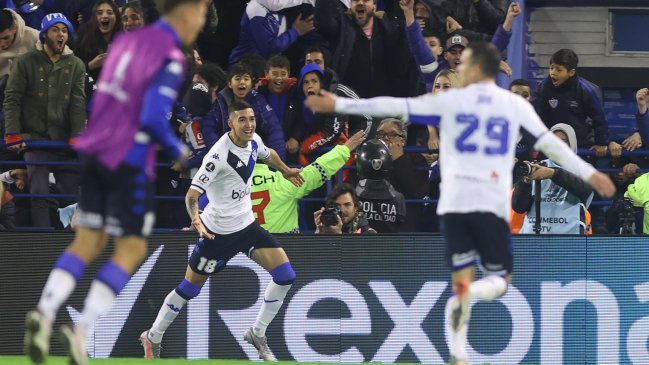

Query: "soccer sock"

xmin=445 ymin=295 xmax=469 ymax=360
xmin=469 ymin=275 xmax=508 ymax=301
xmin=148 ymin=289 xmax=189 ymax=343
xmin=78 ymin=261 xmax=130 ymax=332
xmin=37 ymin=252 xmax=86 ymax=321
xmin=253 ymin=281 xmax=292 ymax=337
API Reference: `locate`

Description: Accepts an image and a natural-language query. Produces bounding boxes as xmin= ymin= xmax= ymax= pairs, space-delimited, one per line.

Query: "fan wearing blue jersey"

xmin=306 ymin=42 xmax=616 ymax=365
xmin=140 ymin=100 xmax=304 ymax=361
xmin=23 ymin=2 xmax=208 ymax=365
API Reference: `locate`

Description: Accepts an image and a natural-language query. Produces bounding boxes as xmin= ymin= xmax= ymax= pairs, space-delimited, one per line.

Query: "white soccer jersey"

xmin=190 ymin=133 xmax=271 ymax=234
xmin=336 ymin=82 xmax=596 ymax=221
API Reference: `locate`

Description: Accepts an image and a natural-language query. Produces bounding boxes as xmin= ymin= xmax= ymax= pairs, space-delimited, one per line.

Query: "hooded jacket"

xmin=0 ymin=8 xmax=39 ymax=77
xmin=3 ymin=41 xmax=86 ymax=143
xmin=624 ymin=173 xmax=649 ymax=234
xmin=512 ymin=123 xmax=594 ymax=234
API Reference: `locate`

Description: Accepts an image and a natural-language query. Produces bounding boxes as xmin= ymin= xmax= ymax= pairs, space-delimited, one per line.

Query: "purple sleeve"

xmin=250 ymin=16 xmax=299 ymax=58
xmin=637 ymin=110 xmax=649 ymax=146
xmin=490 ymin=25 xmax=512 ymax=54
xmin=405 ymin=22 xmax=439 ymax=83
xmin=139 ymin=60 xmax=185 ymax=160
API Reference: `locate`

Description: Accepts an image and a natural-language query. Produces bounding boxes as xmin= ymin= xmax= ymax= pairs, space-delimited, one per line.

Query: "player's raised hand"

xmin=305 ymin=90 xmax=337 ymax=114
xmin=283 ymin=167 xmax=305 ymax=187
xmin=587 ymin=171 xmax=616 ymax=198
xmin=192 ymin=216 xmax=215 ymax=240
xmin=344 ymin=130 xmax=366 ymax=151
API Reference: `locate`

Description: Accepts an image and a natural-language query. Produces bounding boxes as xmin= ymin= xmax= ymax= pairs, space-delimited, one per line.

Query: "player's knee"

xmin=270 ymin=262 xmax=296 ymax=285
xmin=175 ymin=279 xmax=203 ymax=300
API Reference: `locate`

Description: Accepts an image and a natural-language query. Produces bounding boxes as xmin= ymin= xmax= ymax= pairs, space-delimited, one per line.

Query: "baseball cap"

xmin=446 ymin=35 xmax=468 ymax=50
xmin=39 ymin=13 xmax=74 ymax=41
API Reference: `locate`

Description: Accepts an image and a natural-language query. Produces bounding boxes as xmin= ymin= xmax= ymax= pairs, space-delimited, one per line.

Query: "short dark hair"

xmin=157 ymin=0 xmax=203 ymax=14
xmin=466 ymin=41 xmax=501 ymax=78
xmin=122 ymin=1 xmax=144 ymax=16
xmin=265 ymin=54 xmax=290 ymax=73
xmin=509 ymin=78 xmax=531 ymax=90
xmin=228 ymin=62 xmax=253 ymax=80
xmin=229 ymin=99 xmax=252 ymax=116
xmin=325 ymin=183 xmax=359 ymax=209
xmin=305 ymin=44 xmax=331 ymax=68
xmin=550 ymin=49 xmax=578 ymax=70
xmin=422 ymin=28 xmax=440 ymax=40
xmin=195 ymin=62 xmax=227 ymax=91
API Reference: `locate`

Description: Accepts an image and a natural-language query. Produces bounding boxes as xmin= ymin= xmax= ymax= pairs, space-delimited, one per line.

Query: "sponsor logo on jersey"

xmin=212 ymin=154 xmax=219 ymax=160
xmin=206 ymin=162 xmax=215 ymax=172
xmin=231 ymin=186 xmax=251 ymax=201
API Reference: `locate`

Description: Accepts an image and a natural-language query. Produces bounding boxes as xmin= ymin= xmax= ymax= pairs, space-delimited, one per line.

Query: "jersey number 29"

xmin=455 ymin=114 xmax=509 ymax=155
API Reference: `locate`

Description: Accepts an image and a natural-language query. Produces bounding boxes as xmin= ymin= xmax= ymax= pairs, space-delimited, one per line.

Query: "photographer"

xmin=512 ymin=124 xmax=594 ymax=234
xmin=314 ymin=183 xmax=376 ymax=234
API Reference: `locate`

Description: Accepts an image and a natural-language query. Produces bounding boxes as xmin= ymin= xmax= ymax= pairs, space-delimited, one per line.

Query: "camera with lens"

xmin=320 ymin=207 xmax=341 ymax=227
xmin=514 ymin=160 xmax=547 ymax=178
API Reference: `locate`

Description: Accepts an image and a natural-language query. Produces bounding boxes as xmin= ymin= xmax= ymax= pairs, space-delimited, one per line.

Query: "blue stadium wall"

xmin=1 ymin=233 xmax=648 ymax=364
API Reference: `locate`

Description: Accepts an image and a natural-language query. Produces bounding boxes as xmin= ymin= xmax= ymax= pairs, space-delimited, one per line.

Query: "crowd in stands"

xmin=0 ymin=0 xmax=648 ymax=235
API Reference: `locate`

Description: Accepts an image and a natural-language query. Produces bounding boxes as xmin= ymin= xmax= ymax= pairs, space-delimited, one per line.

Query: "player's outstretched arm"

xmin=185 ymin=188 xmax=215 ymax=239
xmin=262 ymin=148 xmax=305 ymax=187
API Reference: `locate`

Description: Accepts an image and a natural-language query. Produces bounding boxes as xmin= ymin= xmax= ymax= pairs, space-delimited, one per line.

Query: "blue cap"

xmin=39 ymin=13 xmax=74 ymax=41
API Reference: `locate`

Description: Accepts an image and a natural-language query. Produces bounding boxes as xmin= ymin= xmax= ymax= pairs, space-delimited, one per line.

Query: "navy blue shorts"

xmin=440 ymin=212 xmax=512 ymax=275
xmin=76 ymin=155 xmax=155 ymax=237
xmin=188 ymin=221 xmax=280 ymax=275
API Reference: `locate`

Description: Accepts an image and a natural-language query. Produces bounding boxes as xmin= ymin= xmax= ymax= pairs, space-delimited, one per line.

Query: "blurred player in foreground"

xmin=305 ymin=41 xmax=615 ymax=365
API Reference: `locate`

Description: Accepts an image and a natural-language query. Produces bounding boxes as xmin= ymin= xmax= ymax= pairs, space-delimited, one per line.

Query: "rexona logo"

xmin=67 ymin=248 xmax=649 ymax=364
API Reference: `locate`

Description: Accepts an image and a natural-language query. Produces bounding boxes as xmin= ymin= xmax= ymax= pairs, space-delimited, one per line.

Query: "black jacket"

xmin=315 ymin=1 xmax=417 ymax=97
xmin=532 ymin=76 xmax=609 ymax=147
xmin=446 ymin=0 xmax=508 ymax=41
xmin=356 ymin=179 xmax=407 ymax=233
xmin=512 ymin=167 xmax=594 ymax=214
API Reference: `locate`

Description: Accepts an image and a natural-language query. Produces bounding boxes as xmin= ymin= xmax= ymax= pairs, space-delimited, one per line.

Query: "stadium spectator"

xmin=376 ymin=118 xmax=428 ymax=231
xmin=509 ymin=78 xmax=531 ymax=101
xmin=228 ymin=0 xmax=314 ymax=65
xmin=303 ymin=45 xmax=372 ymax=137
xmin=444 ymin=0 xmax=508 ymax=42
xmin=531 ymin=48 xmax=620 ymax=157
xmin=512 ymin=124 xmax=594 ymax=234
xmin=355 ymin=138 xmax=406 ymax=232
xmin=201 ymin=62 xmax=287 ymax=159
xmin=253 ymin=130 xmax=365 ymax=233
xmin=0 ymin=8 xmax=39 ymax=78
xmin=121 ymin=1 xmax=145 ymax=32
xmin=188 ymin=62 xmax=227 ymax=105
xmin=315 ymin=0 xmax=417 ymax=97
xmin=628 ymin=87 xmax=649 ymax=151
xmin=314 ymin=183 xmax=377 ymax=234
xmin=425 ymin=68 xmax=460 ymax=158
xmin=0 ymin=168 xmax=25 ymax=230
xmin=284 ymin=64 xmax=347 ymax=166
xmin=4 ymin=13 xmax=86 ymax=227
xmin=74 ymin=0 xmax=122 ymax=91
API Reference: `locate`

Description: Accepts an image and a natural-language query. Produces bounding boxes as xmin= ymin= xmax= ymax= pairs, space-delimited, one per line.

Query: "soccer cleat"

xmin=450 ymin=278 xmax=471 ymax=331
xmin=448 ymin=355 xmax=470 ymax=365
xmin=24 ymin=310 xmax=52 ymax=364
xmin=60 ymin=324 xmax=88 ymax=365
xmin=139 ymin=330 xmax=162 ymax=359
xmin=244 ymin=327 xmax=276 ymax=361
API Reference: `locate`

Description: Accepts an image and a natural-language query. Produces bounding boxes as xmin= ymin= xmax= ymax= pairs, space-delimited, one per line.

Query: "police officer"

xmin=355 ymin=139 xmax=406 ymax=233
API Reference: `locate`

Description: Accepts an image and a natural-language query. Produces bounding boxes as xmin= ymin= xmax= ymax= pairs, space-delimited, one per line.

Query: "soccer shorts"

xmin=440 ymin=212 xmax=512 ymax=276
xmin=76 ymin=155 xmax=155 ymax=237
xmin=188 ymin=221 xmax=280 ymax=275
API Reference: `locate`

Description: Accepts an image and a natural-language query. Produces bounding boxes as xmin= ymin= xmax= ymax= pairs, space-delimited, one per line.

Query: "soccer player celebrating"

xmin=23 ymin=1 xmax=208 ymax=365
xmin=305 ymin=42 xmax=615 ymax=365
xmin=140 ymin=100 xmax=304 ymax=361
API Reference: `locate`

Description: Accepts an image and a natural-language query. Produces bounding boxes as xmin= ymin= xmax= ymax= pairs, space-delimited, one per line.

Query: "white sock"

xmin=445 ymin=295 xmax=469 ymax=360
xmin=149 ymin=290 xmax=188 ymax=343
xmin=37 ymin=268 xmax=77 ymax=322
xmin=78 ymin=280 xmax=115 ymax=332
xmin=469 ymin=275 xmax=508 ymax=301
xmin=253 ymin=282 xmax=292 ymax=337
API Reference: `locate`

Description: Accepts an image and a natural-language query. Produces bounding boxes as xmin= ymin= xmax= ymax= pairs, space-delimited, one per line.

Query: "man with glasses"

xmin=376 ymin=118 xmax=430 ymax=231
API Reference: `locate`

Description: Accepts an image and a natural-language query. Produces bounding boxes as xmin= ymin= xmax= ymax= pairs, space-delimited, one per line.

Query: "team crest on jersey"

xmin=371 ymin=159 xmax=383 ymax=170
xmin=548 ymin=98 xmax=558 ymax=109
